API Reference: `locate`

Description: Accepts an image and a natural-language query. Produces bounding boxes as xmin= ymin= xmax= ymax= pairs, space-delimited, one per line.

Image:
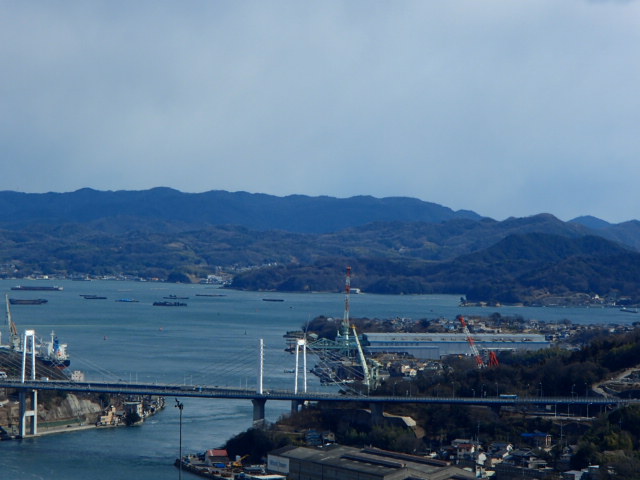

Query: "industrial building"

xmin=362 ymin=333 xmax=549 ymax=360
xmin=267 ymin=445 xmax=476 ymax=480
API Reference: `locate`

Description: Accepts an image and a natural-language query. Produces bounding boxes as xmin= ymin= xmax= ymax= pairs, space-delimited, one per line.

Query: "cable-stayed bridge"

xmin=1 ymin=338 xmax=637 ymax=440
xmin=1 ymin=322 xmax=638 ymax=439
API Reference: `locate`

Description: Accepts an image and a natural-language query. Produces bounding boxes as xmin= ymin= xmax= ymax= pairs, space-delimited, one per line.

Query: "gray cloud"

xmin=1 ymin=1 xmax=640 ymax=222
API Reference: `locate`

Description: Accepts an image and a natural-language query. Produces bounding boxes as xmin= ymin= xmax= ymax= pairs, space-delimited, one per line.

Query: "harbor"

xmin=2 ymin=279 xmax=640 ymax=478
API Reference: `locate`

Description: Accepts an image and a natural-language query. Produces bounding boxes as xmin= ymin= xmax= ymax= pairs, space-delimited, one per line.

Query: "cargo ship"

xmin=11 ymin=285 xmax=63 ymax=291
xmin=3 ymin=295 xmax=70 ymax=369
xmin=8 ymin=298 xmax=48 ymax=305
xmin=37 ymin=331 xmax=71 ymax=369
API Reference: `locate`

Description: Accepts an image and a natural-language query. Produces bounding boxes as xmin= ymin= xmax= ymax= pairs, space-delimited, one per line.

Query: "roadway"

xmin=0 ymin=378 xmax=635 ymax=407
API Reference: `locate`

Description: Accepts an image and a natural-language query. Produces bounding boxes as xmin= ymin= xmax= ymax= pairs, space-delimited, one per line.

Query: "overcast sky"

xmin=2 ymin=1 xmax=639 ymax=223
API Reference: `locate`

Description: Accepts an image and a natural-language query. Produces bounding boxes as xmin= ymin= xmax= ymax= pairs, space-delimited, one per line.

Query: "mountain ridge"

xmin=1 ymin=188 xmax=639 ymax=304
xmin=0 ymin=188 xmax=482 ymax=233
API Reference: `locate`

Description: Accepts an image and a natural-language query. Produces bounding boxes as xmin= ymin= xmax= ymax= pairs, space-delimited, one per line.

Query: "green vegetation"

xmin=2 ymin=189 xmax=640 ymax=303
xmin=219 ymin=327 xmax=640 ymax=473
xmin=231 ymin=234 xmax=640 ymax=303
xmin=124 ymin=411 xmax=142 ymax=426
xmin=224 ymin=427 xmax=292 ymax=463
xmin=572 ymin=406 xmax=640 ymax=478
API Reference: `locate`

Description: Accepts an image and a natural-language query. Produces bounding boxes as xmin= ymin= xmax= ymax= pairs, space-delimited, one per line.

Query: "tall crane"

xmin=459 ymin=316 xmax=485 ymax=368
xmin=337 ymin=266 xmax=352 ymax=346
xmin=488 ymin=350 xmax=500 ymax=367
xmin=352 ymin=325 xmax=371 ymax=392
xmin=5 ymin=294 xmax=21 ymax=350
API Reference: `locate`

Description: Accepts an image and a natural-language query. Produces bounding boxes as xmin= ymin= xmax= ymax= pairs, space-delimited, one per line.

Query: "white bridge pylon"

xmin=294 ymin=338 xmax=307 ymax=394
xmin=20 ymin=329 xmax=38 ymax=437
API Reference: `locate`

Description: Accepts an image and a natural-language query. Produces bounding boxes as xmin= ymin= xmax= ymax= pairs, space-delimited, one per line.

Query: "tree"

xmin=124 ymin=411 xmax=141 ymax=426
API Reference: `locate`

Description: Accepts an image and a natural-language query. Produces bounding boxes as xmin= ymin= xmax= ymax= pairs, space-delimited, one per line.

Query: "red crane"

xmin=488 ymin=350 xmax=500 ymax=367
xmin=459 ymin=316 xmax=485 ymax=368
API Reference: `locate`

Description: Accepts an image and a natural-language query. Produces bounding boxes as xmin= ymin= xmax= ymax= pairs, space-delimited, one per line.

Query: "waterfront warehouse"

xmin=268 ymin=445 xmax=475 ymax=480
xmin=362 ymin=333 xmax=549 ymax=360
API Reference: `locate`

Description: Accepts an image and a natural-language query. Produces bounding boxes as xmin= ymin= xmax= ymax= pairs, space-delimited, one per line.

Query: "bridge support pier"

xmin=370 ymin=402 xmax=385 ymax=427
xmin=291 ymin=399 xmax=303 ymax=414
xmin=19 ymin=329 xmax=38 ymax=438
xmin=252 ymin=398 xmax=266 ymax=427
xmin=19 ymin=389 xmax=38 ymax=438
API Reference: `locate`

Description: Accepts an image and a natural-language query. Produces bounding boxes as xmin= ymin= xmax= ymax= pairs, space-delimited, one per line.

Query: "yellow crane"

xmin=231 ymin=454 xmax=250 ymax=467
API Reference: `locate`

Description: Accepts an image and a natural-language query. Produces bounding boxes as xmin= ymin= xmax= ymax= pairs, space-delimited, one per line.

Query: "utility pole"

xmin=175 ymin=399 xmax=184 ymax=480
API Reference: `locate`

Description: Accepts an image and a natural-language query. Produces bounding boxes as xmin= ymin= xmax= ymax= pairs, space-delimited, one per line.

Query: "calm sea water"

xmin=1 ymin=279 xmax=636 ymax=479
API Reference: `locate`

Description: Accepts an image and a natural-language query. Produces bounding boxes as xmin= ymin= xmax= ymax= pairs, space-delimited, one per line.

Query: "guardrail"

xmin=0 ymin=379 xmax=636 ymax=406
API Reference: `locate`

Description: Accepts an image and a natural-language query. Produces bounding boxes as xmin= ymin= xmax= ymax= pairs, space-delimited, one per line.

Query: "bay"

xmin=1 ymin=279 xmax=636 ymax=479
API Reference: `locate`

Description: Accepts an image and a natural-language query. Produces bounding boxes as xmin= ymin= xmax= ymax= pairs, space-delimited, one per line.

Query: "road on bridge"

xmin=0 ymin=378 xmax=635 ymax=407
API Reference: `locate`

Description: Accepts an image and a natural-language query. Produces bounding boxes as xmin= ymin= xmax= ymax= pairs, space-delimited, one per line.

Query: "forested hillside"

xmin=1 ymin=188 xmax=639 ymax=305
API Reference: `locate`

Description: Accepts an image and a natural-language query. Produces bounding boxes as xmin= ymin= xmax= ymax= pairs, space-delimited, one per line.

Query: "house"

xmin=494 ymin=449 xmax=558 ymax=479
xmin=485 ymin=442 xmax=512 ymax=467
xmin=521 ymin=431 xmax=552 ymax=449
xmin=503 ymin=449 xmax=548 ymax=469
xmin=97 ymin=406 xmax=120 ymax=426
xmin=205 ymin=449 xmax=230 ymax=467
xmin=450 ymin=439 xmax=481 ymax=462
xmin=124 ymin=401 xmax=143 ymax=419
xmin=562 ymin=470 xmax=585 ymax=480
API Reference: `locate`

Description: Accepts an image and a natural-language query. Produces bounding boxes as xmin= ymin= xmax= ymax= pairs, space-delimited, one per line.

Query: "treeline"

xmin=2 ymin=213 xmax=640 ymax=305
xmin=231 ymin=234 xmax=640 ymax=303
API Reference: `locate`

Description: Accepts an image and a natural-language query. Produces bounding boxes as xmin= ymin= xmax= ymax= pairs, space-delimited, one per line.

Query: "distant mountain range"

xmin=0 ymin=188 xmax=639 ymax=304
xmin=0 ymin=187 xmax=481 ymax=233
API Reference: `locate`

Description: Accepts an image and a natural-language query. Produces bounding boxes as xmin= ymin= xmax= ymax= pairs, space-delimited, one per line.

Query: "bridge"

xmin=1 ymin=330 xmax=638 ymax=438
xmin=0 ymin=376 xmax=635 ymax=437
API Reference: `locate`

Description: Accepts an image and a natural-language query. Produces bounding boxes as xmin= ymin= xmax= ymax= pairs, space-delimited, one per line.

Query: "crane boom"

xmin=459 ymin=316 xmax=485 ymax=368
xmin=352 ymin=325 xmax=371 ymax=391
xmin=341 ymin=266 xmax=352 ymax=341
xmin=5 ymin=295 xmax=18 ymax=336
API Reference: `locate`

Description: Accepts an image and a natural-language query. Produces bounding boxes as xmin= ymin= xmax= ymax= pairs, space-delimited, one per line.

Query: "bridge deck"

xmin=0 ymin=379 xmax=634 ymax=406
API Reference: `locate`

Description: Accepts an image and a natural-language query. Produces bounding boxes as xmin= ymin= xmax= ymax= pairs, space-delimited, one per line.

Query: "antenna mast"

xmin=341 ymin=266 xmax=352 ymax=342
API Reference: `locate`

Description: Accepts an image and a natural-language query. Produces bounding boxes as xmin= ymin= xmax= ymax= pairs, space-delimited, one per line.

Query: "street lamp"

xmin=175 ymin=399 xmax=184 ymax=480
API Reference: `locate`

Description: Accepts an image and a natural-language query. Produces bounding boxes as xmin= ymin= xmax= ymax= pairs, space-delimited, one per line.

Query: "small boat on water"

xmin=115 ymin=298 xmax=139 ymax=303
xmin=164 ymin=295 xmax=189 ymax=300
xmin=620 ymin=307 xmax=638 ymax=313
xmin=262 ymin=298 xmax=284 ymax=302
xmin=8 ymin=298 xmax=48 ymax=305
xmin=153 ymin=301 xmax=187 ymax=307
xmin=81 ymin=294 xmax=107 ymax=300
